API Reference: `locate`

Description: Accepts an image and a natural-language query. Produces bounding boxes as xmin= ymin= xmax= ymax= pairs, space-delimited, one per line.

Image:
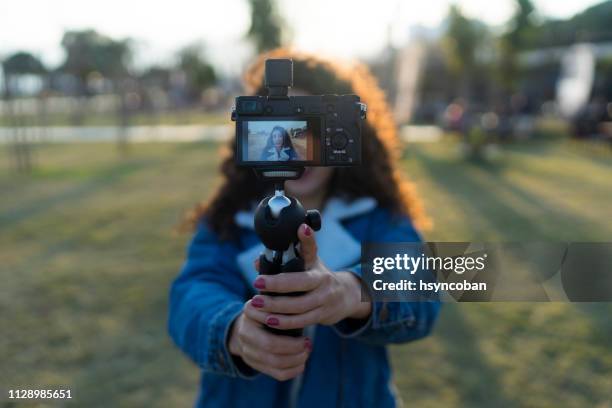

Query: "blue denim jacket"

xmin=168 ymin=197 xmax=441 ymax=408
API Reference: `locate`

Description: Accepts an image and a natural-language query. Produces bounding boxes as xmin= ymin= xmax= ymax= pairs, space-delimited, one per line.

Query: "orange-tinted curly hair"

xmin=184 ymin=48 xmax=431 ymax=237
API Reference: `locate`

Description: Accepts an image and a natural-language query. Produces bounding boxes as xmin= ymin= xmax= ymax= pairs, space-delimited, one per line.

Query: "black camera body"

xmin=232 ymin=59 xmax=366 ymax=171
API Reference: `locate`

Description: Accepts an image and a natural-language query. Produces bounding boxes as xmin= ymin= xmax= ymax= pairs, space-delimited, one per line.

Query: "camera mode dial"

xmin=331 ymin=131 xmax=348 ymax=150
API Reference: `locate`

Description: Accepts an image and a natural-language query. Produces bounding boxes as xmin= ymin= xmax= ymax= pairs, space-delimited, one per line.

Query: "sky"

xmin=0 ymin=0 xmax=604 ymax=75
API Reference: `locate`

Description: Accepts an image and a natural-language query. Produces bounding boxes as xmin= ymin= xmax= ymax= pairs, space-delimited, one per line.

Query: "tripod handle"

xmin=253 ymin=189 xmax=321 ymax=338
xmin=258 ymin=253 xmax=305 ymax=337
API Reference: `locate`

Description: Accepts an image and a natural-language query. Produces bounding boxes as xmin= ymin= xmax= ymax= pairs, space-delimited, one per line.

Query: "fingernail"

xmin=266 ymin=316 xmax=279 ymax=326
xmin=254 ymin=277 xmax=266 ymax=289
xmin=303 ymin=224 xmax=312 ymax=236
xmin=304 ymin=337 xmax=312 ymax=352
xmin=251 ymin=297 xmax=264 ymax=308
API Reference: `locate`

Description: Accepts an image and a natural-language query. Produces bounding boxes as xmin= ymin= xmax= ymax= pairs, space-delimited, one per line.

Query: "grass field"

xmin=0 ymin=110 xmax=228 ymax=127
xmin=0 ymin=137 xmax=611 ymax=407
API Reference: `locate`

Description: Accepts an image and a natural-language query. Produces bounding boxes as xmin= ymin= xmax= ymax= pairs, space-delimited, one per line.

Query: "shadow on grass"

xmin=506 ymin=140 xmax=612 ymax=169
xmin=67 ymin=314 xmax=191 ymax=407
xmin=437 ymin=305 xmax=516 ymax=407
xmin=573 ymin=303 xmax=612 ymax=349
xmin=0 ymin=158 xmax=160 ymax=229
xmin=412 ymin=148 xmax=598 ymax=240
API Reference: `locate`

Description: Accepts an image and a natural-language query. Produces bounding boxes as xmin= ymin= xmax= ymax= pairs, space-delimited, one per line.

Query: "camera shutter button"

xmin=331 ymin=131 xmax=348 ymax=149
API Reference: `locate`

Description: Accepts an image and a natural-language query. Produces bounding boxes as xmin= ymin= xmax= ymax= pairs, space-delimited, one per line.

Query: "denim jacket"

xmin=168 ymin=197 xmax=441 ymax=408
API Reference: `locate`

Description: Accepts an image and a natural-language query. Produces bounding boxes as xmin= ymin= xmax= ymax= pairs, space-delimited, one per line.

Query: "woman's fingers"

xmin=245 ymin=300 xmax=320 ymax=338
xmin=237 ymin=315 xmax=310 ymax=381
xmin=262 ymin=307 xmax=323 ymax=330
xmin=253 ymin=269 xmax=322 ymax=294
xmin=250 ymin=290 xmax=323 ymax=315
xmin=240 ymin=311 xmax=309 ymax=354
xmin=244 ymin=299 xmax=271 ymax=324
xmin=297 ymin=223 xmax=318 ymax=268
xmin=241 ymin=342 xmax=309 ymax=370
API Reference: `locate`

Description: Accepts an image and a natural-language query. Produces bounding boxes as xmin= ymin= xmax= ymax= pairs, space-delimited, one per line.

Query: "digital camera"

xmin=231 ymin=59 xmax=366 ymax=170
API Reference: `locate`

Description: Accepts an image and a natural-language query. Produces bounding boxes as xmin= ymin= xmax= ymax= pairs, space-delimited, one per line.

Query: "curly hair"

xmin=183 ymin=48 xmax=431 ymax=237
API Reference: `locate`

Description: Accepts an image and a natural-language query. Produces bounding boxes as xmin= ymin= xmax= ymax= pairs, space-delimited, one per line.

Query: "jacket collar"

xmin=235 ymin=197 xmax=376 ymax=289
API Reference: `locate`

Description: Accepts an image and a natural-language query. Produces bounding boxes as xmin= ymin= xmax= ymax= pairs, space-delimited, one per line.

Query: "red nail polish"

xmin=254 ymin=277 xmax=266 ymax=289
xmin=251 ymin=297 xmax=264 ymax=308
xmin=266 ymin=316 xmax=279 ymax=326
xmin=303 ymin=225 xmax=312 ymax=236
xmin=304 ymin=338 xmax=312 ymax=352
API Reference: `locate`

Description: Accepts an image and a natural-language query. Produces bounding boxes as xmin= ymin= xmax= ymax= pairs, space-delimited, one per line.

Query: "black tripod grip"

xmin=258 ymin=254 xmax=304 ymax=337
xmin=258 ymin=253 xmax=281 ymax=276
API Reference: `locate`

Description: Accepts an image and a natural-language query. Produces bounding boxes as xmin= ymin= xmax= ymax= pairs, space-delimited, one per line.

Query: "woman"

xmin=168 ymin=48 xmax=440 ymax=408
xmin=260 ymin=126 xmax=299 ymax=161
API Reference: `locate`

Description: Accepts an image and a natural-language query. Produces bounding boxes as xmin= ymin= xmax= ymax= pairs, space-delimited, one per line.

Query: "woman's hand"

xmin=245 ymin=224 xmax=372 ymax=331
xmin=228 ymin=310 xmax=311 ymax=381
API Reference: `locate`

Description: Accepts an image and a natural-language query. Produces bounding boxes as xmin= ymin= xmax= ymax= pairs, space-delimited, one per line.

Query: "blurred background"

xmin=0 ymin=0 xmax=611 ymax=407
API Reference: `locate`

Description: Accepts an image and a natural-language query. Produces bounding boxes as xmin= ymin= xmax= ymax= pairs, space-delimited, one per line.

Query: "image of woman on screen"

xmin=260 ymin=126 xmax=299 ymax=161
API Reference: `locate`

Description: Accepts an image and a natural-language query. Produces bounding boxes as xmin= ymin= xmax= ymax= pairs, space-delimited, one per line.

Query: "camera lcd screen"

xmin=241 ymin=120 xmax=315 ymax=163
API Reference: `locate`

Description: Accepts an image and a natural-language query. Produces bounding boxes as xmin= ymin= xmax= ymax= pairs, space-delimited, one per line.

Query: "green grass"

xmin=394 ymin=139 xmax=612 ymax=407
xmin=0 ymin=110 xmax=229 ymax=127
xmin=0 ymin=137 xmax=611 ymax=407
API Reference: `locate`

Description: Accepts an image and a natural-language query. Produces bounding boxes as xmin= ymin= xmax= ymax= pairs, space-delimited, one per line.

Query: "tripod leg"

xmin=282 ymin=254 xmax=304 ymax=273
xmin=276 ymin=254 xmax=305 ymax=337
xmin=257 ymin=249 xmax=304 ymax=338
xmin=282 ymin=248 xmax=307 ymax=297
xmin=258 ymin=253 xmax=281 ymax=276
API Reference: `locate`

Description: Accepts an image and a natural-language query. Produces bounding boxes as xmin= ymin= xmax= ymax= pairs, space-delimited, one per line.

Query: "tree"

xmin=499 ymin=0 xmax=536 ymax=92
xmin=2 ymin=51 xmax=47 ymax=173
xmin=506 ymin=0 xmax=536 ymax=48
xmin=530 ymin=0 xmax=612 ymax=48
xmin=60 ymin=29 xmax=132 ymax=95
xmin=442 ymin=5 xmax=488 ymax=98
xmin=2 ymin=52 xmax=45 ymax=78
xmin=60 ymin=29 xmax=134 ymax=149
xmin=2 ymin=51 xmax=46 ymax=102
xmin=140 ymin=66 xmax=172 ymax=90
xmin=246 ymin=0 xmax=285 ymax=52
xmin=177 ymin=44 xmax=217 ymax=102
xmin=59 ymin=29 xmax=133 ymax=138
